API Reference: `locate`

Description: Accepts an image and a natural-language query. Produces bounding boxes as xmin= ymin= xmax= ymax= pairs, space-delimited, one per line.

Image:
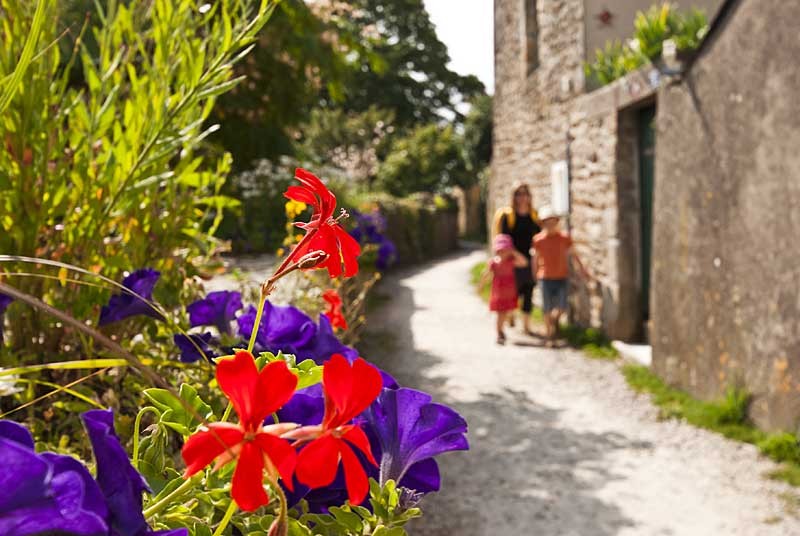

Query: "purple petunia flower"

xmin=349 ymin=210 xmax=397 ymax=271
xmin=376 ymin=238 xmax=398 ymax=271
xmin=99 ymin=269 xmax=164 ymax=326
xmin=364 ymin=388 xmax=468 ymax=490
xmin=186 ymin=291 xmax=242 ymax=336
xmin=237 ymin=302 xmax=317 ymax=355
xmin=0 ymin=421 xmax=108 ymax=535
xmin=350 ymin=211 xmax=385 ymax=245
xmin=173 ymin=332 xmax=217 ymax=363
xmin=82 ymin=409 xmax=187 ymax=536
xmin=295 ymin=314 xmax=359 ymax=364
xmin=0 ymin=292 xmax=12 ymax=342
xmin=0 ymin=413 xmax=186 ymax=536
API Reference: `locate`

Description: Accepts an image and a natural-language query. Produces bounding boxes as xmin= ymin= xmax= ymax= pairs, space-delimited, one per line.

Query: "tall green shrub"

xmin=0 ymin=0 xmax=276 ymax=353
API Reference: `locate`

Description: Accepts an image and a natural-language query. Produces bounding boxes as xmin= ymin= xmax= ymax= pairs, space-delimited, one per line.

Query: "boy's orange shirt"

xmin=533 ymin=231 xmax=573 ymax=279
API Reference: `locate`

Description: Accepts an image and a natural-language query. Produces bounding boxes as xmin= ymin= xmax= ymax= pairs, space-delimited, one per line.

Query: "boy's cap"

xmin=538 ymin=205 xmax=562 ymax=222
xmin=493 ymin=233 xmax=514 ymax=253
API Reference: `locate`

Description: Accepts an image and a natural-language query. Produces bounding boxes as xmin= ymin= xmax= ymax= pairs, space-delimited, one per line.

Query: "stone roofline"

xmin=574 ymin=66 xmax=658 ymax=118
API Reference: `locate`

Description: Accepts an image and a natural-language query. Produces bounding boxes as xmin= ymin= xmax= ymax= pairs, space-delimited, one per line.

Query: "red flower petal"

xmin=323 ymin=356 xmax=383 ymax=429
xmin=348 ymin=358 xmax=383 ymax=416
xmin=340 ymin=441 xmax=370 ymax=505
xmin=181 ymin=423 xmax=244 ymax=477
xmin=294 ymin=168 xmax=336 ymax=220
xmin=284 ymin=185 xmax=318 ymax=207
xmin=342 ymin=425 xmax=377 ymax=466
xmin=323 ymin=289 xmax=348 ymax=330
xmin=295 ymin=434 xmax=341 ymax=489
xmin=216 ymin=351 xmax=260 ymax=428
xmin=231 ymin=441 xmax=268 ymax=512
xmin=253 ymin=360 xmax=298 ymax=426
xmin=255 ymin=432 xmax=298 ymax=491
xmin=334 ymin=224 xmax=361 ymax=277
xmin=315 ymin=225 xmax=344 ymax=278
xmin=322 ymin=354 xmax=353 ymax=428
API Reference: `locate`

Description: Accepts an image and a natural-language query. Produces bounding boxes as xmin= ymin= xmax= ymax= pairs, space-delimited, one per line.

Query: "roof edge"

xmin=682 ymin=0 xmax=743 ymax=73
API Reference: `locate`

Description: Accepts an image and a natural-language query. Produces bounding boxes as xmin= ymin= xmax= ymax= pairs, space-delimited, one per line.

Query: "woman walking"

xmin=492 ymin=182 xmax=541 ymax=336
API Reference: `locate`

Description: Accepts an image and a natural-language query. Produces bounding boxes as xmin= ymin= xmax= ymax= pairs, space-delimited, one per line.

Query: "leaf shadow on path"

xmin=360 ymin=250 xmax=650 ymax=536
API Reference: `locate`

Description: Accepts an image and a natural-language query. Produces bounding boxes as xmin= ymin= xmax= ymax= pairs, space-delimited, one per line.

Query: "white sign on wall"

xmin=550 ymin=160 xmax=569 ymax=215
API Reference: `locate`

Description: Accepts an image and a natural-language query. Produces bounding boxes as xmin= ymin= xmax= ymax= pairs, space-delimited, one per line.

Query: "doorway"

xmin=637 ymin=105 xmax=656 ymax=327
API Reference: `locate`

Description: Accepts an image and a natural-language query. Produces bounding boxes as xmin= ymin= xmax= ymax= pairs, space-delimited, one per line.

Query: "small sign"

xmin=551 ymin=160 xmax=569 ymax=215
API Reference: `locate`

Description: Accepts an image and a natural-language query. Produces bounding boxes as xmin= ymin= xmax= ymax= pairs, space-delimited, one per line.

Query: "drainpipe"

xmin=565 ymin=128 xmax=574 ymax=234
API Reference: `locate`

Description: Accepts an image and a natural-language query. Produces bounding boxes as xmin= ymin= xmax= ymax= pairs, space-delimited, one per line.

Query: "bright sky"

xmin=423 ymin=0 xmax=495 ymax=93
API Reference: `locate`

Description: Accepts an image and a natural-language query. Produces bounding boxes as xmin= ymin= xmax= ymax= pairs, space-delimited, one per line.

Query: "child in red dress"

xmin=483 ymin=234 xmax=527 ymax=344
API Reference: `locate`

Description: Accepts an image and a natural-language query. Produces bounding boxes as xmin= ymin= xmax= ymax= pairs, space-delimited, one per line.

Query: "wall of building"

xmin=493 ymin=0 xmax=657 ymax=339
xmin=652 ymin=0 xmax=800 ymax=431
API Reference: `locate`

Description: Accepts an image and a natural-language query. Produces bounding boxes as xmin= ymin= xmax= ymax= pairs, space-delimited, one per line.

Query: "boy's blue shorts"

xmin=541 ymin=279 xmax=568 ymax=312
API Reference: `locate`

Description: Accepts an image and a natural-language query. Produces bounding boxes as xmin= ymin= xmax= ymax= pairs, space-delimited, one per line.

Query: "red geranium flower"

xmin=322 ymin=289 xmax=348 ymax=331
xmin=181 ymin=351 xmax=298 ymax=512
xmin=287 ymin=354 xmax=382 ymax=505
xmin=284 ymin=168 xmax=361 ymax=278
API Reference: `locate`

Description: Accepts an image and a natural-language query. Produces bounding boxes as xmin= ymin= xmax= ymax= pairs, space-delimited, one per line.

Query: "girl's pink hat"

xmin=493 ymin=233 xmax=514 ymax=253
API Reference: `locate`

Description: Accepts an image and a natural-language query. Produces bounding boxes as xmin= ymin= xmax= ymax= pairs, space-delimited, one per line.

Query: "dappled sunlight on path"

xmin=361 ymin=247 xmax=800 ymax=536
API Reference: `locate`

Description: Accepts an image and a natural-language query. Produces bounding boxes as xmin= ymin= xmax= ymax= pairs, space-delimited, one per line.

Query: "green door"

xmin=638 ymin=106 xmax=656 ymax=321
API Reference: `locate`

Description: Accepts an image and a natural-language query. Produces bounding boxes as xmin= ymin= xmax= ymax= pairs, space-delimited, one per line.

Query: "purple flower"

xmin=186 ymin=291 xmax=242 ymax=335
xmin=0 ymin=414 xmax=184 ymax=536
xmin=173 ymin=332 xmax=217 ymax=363
xmin=0 ymin=421 xmax=108 ymax=536
xmin=0 ymin=293 xmax=12 ymax=342
xmin=295 ymin=314 xmax=359 ymax=364
xmin=364 ymin=388 xmax=468 ymax=491
xmin=349 ymin=210 xmax=386 ymax=245
xmin=236 ymin=302 xmax=317 ymax=354
xmin=99 ymin=269 xmax=164 ymax=326
xmin=376 ymin=238 xmax=397 ymax=270
xmin=349 ymin=211 xmax=396 ymax=271
xmin=82 ymin=409 xmax=186 ymax=536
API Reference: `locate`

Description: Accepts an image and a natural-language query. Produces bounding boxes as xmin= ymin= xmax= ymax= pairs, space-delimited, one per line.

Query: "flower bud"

xmin=268 ymin=517 xmax=288 ymax=536
xmin=296 ymin=250 xmax=329 ymax=270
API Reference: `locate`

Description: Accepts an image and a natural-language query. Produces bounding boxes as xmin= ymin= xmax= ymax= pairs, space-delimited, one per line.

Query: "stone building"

xmin=491 ymin=0 xmax=721 ymax=341
xmin=651 ymin=0 xmax=800 ymax=431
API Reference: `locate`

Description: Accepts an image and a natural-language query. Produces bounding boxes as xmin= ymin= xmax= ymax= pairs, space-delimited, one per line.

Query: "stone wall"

xmin=652 ymin=0 xmax=800 ymax=431
xmin=493 ymin=0 xmax=657 ymax=339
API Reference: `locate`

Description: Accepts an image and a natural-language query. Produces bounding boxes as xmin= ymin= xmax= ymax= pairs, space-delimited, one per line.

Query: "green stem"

xmin=221 ymin=402 xmax=233 ymax=422
xmin=132 ymin=406 xmax=161 ymax=470
xmin=274 ymin=481 xmax=289 ymax=534
xmin=143 ymin=474 xmax=201 ymax=519
xmin=246 ymin=293 xmax=267 ymax=354
xmin=212 ymin=500 xmax=238 ymax=536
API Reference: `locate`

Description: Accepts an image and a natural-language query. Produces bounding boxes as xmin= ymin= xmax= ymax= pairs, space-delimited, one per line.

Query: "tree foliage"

xmin=334 ymin=0 xmax=485 ymax=127
xmin=376 ymin=124 xmax=466 ymax=196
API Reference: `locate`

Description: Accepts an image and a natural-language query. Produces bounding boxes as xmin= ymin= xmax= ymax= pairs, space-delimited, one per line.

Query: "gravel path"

xmin=360 ymin=247 xmax=800 ymax=536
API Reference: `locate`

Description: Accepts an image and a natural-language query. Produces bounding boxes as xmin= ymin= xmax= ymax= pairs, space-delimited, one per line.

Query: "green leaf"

xmin=372 ymin=527 xmax=408 ymax=536
xmin=295 ymin=359 xmax=323 ymax=389
xmin=142 ymin=383 xmax=213 ymax=437
xmin=0 ymin=0 xmax=49 ymax=115
xmin=328 ymin=506 xmax=363 ymax=533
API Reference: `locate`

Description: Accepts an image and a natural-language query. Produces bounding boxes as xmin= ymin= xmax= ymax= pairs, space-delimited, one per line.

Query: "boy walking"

xmin=532 ymin=206 xmax=592 ymax=343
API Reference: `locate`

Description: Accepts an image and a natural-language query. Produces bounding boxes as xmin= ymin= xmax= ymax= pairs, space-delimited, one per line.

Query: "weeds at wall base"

xmin=623 ymin=364 xmax=800 ymax=487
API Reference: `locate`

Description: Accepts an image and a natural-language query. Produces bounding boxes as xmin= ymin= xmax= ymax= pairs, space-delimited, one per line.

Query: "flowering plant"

xmin=0 ymin=169 xmax=467 ymax=536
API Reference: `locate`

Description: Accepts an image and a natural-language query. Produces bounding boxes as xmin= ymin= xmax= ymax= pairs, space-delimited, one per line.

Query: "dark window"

xmin=523 ymin=0 xmax=539 ymax=74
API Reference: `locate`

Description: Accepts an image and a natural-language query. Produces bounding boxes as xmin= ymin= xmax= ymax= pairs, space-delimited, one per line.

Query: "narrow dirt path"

xmin=361 ymin=247 xmax=800 ymax=536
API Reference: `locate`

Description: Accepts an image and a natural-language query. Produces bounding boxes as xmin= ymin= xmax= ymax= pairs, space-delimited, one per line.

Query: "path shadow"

xmin=360 ymin=248 xmax=647 ymax=535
